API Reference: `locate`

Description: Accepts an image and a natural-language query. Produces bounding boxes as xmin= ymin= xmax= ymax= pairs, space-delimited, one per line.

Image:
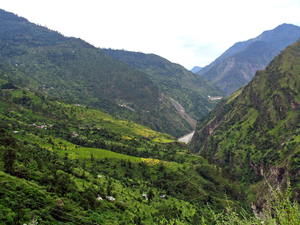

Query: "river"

xmin=178 ymin=131 xmax=195 ymax=144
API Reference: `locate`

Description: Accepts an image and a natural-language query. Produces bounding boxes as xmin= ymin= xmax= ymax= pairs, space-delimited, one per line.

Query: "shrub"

xmin=207 ymin=180 xmax=300 ymax=224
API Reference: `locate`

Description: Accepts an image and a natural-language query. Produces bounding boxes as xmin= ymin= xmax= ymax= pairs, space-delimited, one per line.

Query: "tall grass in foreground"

xmin=207 ymin=180 xmax=300 ymax=225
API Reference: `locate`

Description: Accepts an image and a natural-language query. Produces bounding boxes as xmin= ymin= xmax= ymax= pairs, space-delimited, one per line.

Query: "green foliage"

xmin=0 ymin=8 xmax=207 ymax=137
xmin=147 ymin=188 xmax=154 ymax=203
xmin=1 ymin=82 xmax=17 ymax=89
xmin=206 ymin=180 xmax=300 ymax=224
xmin=103 ymin=49 xmax=225 ymax=123
xmin=2 ymin=146 xmax=17 ymax=175
xmin=5 ymin=9 xmax=300 ymax=224
xmin=0 ymin=84 xmax=249 ymax=224
xmin=191 ymin=38 xmax=300 ymax=208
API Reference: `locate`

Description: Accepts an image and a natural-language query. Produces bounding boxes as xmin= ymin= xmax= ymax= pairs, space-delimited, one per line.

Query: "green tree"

xmin=55 ymin=170 xmax=75 ymax=196
xmin=107 ymin=183 xmax=112 ymax=196
xmin=2 ymin=146 xmax=17 ymax=175
xmin=48 ymin=137 xmax=54 ymax=145
xmin=91 ymin=153 xmax=94 ymax=162
xmin=13 ymin=197 xmax=26 ymax=225
xmin=147 ymin=189 xmax=154 ymax=203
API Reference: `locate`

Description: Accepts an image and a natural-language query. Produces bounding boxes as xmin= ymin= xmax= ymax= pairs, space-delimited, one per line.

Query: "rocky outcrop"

xmin=251 ymin=165 xmax=288 ymax=210
xmin=170 ymin=98 xmax=197 ymax=128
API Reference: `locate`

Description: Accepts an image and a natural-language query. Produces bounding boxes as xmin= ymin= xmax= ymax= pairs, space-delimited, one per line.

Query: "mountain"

xmin=102 ymin=49 xmax=224 ymax=125
xmin=197 ymin=23 xmax=300 ymax=95
xmin=200 ymin=41 xmax=280 ymax=95
xmin=0 ymin=8 xmax=298 ymax=225
xmin=0 ymin=8 xmax=196 ymax=138
xmin=190 ymin=66 xmax=202 ymax=73
xmin=190 ymin=38 xmax=300 ymax=207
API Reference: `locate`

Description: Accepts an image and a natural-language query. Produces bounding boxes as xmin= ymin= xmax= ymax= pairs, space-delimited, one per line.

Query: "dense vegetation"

xmin=1 ymin=87 xmax=299 ymax=224
xmin=0 ymin=78 xmax=250 ymax=224
xmin=198 ymin=23 xmax=300 ymax=95
xmin=0 ymin=9 xmax=198 ymax=138
xmin=2 ymin=7 xmax=300 ymax=225
xmin=191 ymin=38 xmax=300 ymax=208
xmin=102 ymin=49 xmax=224 ymax=123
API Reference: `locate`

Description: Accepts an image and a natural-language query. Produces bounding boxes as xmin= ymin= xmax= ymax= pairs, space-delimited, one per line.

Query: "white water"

xmin=178 ymin=131 xmax=195 ymax=144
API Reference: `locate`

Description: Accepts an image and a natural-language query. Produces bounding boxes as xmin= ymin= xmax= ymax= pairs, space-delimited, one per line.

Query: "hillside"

xmin=197 ymin=23 xmax=300 ymax=95
xmin=190 ymin=38 xmax=300 ymax=207
xmin=0 ymin=73 xmax=250 ymax=224
xmin=0 ymin=9 xmax=194 ymax=138
xmin=102 ymin=49 xmax=224 ymax=123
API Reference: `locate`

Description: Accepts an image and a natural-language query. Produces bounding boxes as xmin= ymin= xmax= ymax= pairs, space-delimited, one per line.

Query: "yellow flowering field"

xmin=141 ymin=158 xmax=160 ymax=166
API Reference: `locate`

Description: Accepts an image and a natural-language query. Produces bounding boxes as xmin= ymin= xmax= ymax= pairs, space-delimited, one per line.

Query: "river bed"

xmin=178 ymin=131 xmax=195 ymax=144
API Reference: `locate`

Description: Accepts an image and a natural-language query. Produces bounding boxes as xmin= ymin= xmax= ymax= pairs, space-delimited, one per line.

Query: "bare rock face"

xmin=251 ymin=166 xmax=287 ymax=211
xmin=170 ymin=98 xmax=197 ymax=128
xmin=207 ymin=119 xmax=220 ymax=135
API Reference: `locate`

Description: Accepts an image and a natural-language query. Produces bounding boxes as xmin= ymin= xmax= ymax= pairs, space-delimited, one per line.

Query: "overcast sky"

xmin=2 ymin=0 xmax=300 ymax=70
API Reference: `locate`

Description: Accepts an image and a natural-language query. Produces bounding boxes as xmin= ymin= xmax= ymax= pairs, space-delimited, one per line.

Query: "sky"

xmin=1 ymin=0 xmax=300 ymax=70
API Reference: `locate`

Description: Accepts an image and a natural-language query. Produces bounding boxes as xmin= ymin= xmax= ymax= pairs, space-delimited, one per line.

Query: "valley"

xmin=102 ymin=49 xmax=224 ymax=127
xmin=1 ymin=7 xmax=300 ymax=225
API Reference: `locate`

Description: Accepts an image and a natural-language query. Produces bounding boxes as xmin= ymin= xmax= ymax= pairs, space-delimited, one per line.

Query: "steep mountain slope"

xmin=202 ymin=41 xmax=280 ymax=95
xmin=197 ymin=23 xmax=300 ymax=95
xmin=190 ymin=38 xmax=300 ymax=206
xmin=102 ymin=49 xmax=225 ymax=124
xmin=0 ymin=9 xmax=193 ymax=137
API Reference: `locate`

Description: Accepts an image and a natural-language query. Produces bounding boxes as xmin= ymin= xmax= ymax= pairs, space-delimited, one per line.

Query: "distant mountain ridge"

xmin=102 ymin=49 xmax=225 ymax=124
xmin=198 ymin=23 xmax=300 ymax=95
xmin=190 ymin=66 xmax=202 ymax=73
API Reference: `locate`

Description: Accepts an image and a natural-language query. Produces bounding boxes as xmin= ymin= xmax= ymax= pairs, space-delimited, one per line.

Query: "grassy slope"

xmin=190 ymin=38 xmax=300 ymax=205
xmin=0 ymin=84 xmax=249 ymax=224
